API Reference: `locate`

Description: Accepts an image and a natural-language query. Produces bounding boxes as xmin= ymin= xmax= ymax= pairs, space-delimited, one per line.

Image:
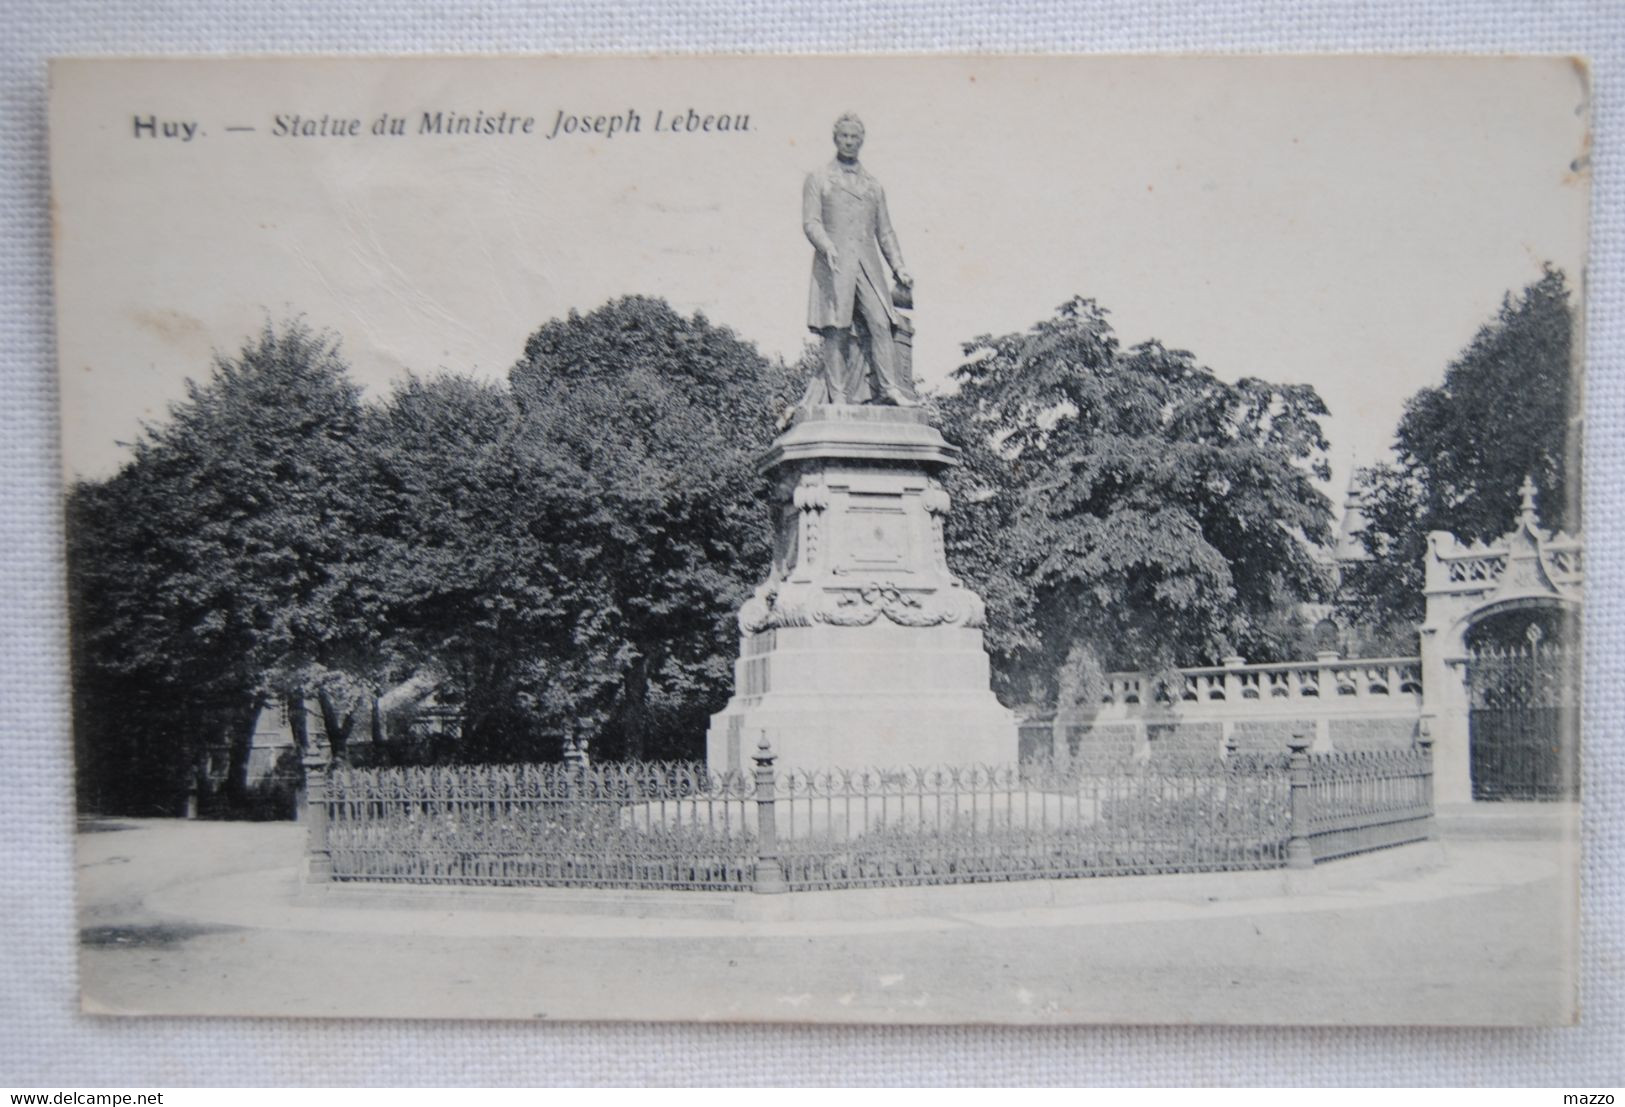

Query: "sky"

xmin=51 ymin=55 xmax=1591 ymax=499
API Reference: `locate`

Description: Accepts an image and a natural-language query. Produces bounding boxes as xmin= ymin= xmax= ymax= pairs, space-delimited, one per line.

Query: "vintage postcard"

xmin=54 ymin=56 xmax=1587 ymax=1025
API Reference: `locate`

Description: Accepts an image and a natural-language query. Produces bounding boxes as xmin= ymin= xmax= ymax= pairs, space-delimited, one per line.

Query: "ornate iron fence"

xmin=303 ymin=737 xmax=1434 ymax=892
xmin=322 ymin=762 xmax=757 ymax=889
xmin=1301 ymin=746 xmax=1434 ymax=861
xmin=771 ymin=755 xmax=1291 ymax=889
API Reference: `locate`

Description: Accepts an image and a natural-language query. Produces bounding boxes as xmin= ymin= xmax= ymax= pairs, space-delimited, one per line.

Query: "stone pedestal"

xmin=707 ymin=404 xmax=1019 ymax=775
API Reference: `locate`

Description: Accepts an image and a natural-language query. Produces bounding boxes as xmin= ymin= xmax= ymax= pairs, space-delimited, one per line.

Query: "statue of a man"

xmin=802 ymin=112 xmax=917 ymax=407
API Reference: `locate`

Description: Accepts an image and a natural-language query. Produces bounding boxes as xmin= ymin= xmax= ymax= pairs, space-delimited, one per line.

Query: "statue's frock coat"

xmin=803 ymin=159 xmax=904 ymax=333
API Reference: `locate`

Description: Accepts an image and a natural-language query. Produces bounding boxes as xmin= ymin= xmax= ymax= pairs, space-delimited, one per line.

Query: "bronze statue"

xmin=801 ymin=112 xmax=917 ymax=407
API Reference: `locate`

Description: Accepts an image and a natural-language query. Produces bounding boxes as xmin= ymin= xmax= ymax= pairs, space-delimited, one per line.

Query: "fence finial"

xmin=563 ymin=732 xmax=589 ymax=770
xmin=753 ymin=732 xmax=775 ymax=768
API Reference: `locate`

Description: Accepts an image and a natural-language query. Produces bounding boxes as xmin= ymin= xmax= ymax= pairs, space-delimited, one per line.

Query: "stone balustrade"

xmin=1095 ymin=655 xmax=1423 ymax=721
xmin=1021 ymin=654 xmax=1425 ymax=761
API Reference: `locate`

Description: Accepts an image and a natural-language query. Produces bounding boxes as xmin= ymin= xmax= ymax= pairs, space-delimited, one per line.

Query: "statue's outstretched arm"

xmin=875 ymin=183 xmax=909 ymax=284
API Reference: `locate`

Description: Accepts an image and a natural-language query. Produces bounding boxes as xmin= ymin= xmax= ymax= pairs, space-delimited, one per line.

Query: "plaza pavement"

xmin=75 ymin=809 xmax=1578 ymax=1026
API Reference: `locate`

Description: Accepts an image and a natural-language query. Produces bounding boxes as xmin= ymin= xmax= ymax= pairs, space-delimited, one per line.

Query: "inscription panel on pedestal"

xmin=843 ymin=492 xmax=912 ymax=571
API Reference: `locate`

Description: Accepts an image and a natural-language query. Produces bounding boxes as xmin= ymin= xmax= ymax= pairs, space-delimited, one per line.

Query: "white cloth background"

xmin=2 ymin=0 xmax=1621 ymax=1087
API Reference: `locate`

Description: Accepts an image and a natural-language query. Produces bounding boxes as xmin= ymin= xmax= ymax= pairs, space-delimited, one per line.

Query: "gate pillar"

xmin=1420 ymin=479 xmax=1582 ymax=805
xmin=1419 ymin=619 xmax=1473 ymax=804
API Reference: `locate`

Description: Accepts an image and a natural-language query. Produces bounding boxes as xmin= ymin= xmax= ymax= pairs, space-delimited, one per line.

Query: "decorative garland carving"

xmin=738 ymin=587 xmax=778 ymax=633
xmin=740 ymin=577 xmax=986 ymax=633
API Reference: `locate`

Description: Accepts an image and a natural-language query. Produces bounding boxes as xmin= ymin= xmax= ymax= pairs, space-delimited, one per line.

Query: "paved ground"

xmin=75 ymin=814 xmax=1579 ymax=1026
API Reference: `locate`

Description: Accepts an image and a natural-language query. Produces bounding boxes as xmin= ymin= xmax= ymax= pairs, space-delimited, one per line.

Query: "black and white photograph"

xmin=51 ymin=55 xmax=1587 ymax=1026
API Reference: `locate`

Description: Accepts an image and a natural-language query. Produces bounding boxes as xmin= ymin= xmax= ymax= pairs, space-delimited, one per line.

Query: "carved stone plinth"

xmin=707 ymin=404 xmax=1019 ymax=774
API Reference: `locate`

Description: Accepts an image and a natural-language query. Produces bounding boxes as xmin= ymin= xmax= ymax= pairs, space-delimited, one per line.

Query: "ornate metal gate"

xmin=1466 ymin=625 xmax=1579 ymax=801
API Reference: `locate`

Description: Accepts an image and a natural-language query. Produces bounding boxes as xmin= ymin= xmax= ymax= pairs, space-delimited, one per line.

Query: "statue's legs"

xmin=851 ymin=280 xmax=915 ymax=407
xmin=816 ymin=327 xmax=862 ymax=404
xmin=812 ymin=280 xmax=916 ymax=407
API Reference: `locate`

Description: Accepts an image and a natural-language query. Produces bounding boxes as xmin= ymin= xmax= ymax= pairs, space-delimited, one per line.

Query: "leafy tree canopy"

xmin=69 ymin=300 xmax=805 ymax=811
xmin=353 ymin=372 xmax=561 ymax=762
xmin=1340 ymin=267 xmax=1578 ymax=633
xmin=506 ymin=296 xmax=800 ymax=760
xmin=68 ymin=321 xmax=369 ymax=808
xmin=938 ymin=296 xmax=1334 ymax=713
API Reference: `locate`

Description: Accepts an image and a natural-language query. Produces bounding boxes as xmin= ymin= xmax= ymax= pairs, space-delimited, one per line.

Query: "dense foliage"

xmin=1339 ymin=268 xmax=1578 ymax=637
xmin=937 ymin=297 xmax=1335 ymax=724
xmin=69 ymin=324 xmax=370 ymax=813
xmin=505 ymin=297 xmax=798 ymax=760
xmin=69 ymin=302 xmax=797 ymax=814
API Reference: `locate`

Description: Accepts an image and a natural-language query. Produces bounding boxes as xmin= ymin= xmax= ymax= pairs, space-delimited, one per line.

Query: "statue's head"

xmin=832 ymin=112 xmax=865 ymax=160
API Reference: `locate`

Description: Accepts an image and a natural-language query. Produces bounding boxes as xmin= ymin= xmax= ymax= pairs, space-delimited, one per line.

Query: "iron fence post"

xmin=1417 ymin=722 xmax=1437 ymax=840
xmin=563 ymin=741 xmax=577 ymax=835
xmin=1285 ymin=732 xmax=1314 ymax=870
xmin=565 ymin=732 xmax=586 ymax=790
xmin=302 ymin=744 xmax=332 ymax=884
xmin=752 ymin=735 xmax=787 ymax=894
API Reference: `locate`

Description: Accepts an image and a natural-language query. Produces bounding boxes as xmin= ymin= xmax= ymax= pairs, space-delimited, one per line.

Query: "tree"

xmin=68 ymin=472 xmax=219 ymax=814
xmin=355 ymin=372 xmax=584 ymax=763
xmin=69 ymin=299 xmax=807 ymax=805
xmin=938 ymin=296 xmax=1335 ymax=736
xmin=67 ymin=321 xmax=370 ymax=811
xmin=506 ymin=296 xmax=800 ymax=761
xmin=1340 ymin=267 xmax=1578 ymax=635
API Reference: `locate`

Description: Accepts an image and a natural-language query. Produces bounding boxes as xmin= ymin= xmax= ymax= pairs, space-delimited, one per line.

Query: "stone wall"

xmin=1328 ymin=715 xmax=1420 ymax=750
xmin=1018 ymin=700 xmax=1421 ymax=761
